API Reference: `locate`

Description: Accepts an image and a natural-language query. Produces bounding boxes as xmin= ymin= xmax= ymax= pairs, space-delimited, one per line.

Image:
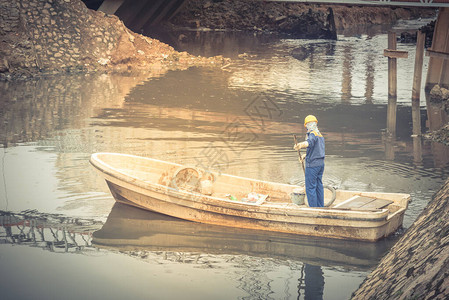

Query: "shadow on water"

xmin=0 ymin=204 xmax=394 ymax=300
xmin=92 ymin=203 xmax=393 ymax=271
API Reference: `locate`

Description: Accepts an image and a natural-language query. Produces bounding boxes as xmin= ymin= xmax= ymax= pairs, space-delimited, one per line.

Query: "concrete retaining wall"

xmin=352 ymin=178 xmax=449 ymax=299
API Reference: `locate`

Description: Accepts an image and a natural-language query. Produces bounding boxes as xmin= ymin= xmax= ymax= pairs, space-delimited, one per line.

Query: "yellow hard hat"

xmin=304 ymin=115 xmax=318 ymax=127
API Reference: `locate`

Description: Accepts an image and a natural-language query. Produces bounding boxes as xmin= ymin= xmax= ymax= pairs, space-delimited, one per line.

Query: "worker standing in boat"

xmin=293 ymin=115 xmax=325 ymax=207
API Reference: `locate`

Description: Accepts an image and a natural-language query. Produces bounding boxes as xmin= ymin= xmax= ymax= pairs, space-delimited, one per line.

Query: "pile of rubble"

xmin=0 ymin=0 xmax=228 ymax=80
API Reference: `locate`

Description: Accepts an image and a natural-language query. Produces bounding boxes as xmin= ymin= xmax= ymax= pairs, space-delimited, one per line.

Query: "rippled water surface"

xmin=1 ymin=19 xmax=448 ymax=300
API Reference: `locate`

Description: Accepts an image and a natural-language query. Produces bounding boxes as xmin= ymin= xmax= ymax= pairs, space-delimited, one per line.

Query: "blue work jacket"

xmin=305 ymin=130 xmax=325 ymax=168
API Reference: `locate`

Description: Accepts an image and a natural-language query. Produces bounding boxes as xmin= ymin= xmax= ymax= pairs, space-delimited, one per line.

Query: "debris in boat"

xmin=247 ymin=192 xmax=268 ymax=203
xmin=225 ymin=192 xmax=268 ymax=203
xmin=226 ymin=194 xmax=237 ymax=201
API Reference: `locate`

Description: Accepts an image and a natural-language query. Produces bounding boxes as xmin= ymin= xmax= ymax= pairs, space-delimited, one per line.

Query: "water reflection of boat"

xmin=92 ymin=203 xmax=393 ymax=270
xmin=90 ymin=153 xmax=410 ymax=242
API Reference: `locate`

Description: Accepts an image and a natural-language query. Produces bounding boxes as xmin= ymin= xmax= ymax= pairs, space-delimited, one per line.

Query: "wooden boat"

xmin=90 ymin=153 xmax=410 ymax=242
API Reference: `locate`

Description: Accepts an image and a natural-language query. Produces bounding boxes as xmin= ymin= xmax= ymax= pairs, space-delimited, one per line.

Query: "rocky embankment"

xmin=424 ymin=124 xmax=449 ymax=146
xmin=422 ymin=84 xmax=449 ymax=145
xmin=168 ymin=0 xmax=435 ymax=34
xmin=352 ymin=178 xmax=449 ymax=299
xmin=169 ymin=0 xmax=338 ymax=39
xmin=0 ymin=0 xmax=228 ymax=80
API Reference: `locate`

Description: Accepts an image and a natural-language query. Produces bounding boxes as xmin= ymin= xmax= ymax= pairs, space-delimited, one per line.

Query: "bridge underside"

xmin=95 ymin=0 xmax=449 ymax=31
xmin=269 ymin=0 xmax=449 ymax=8
xmin=98 ymin=0 xmax=188 ymax=32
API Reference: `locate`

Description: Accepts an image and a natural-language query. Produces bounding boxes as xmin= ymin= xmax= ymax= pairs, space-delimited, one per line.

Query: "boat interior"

xmin=93 ymin=153 xmax=409 ymax=213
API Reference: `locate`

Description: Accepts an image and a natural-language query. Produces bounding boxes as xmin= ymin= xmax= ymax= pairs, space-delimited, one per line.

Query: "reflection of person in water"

xmin=304 ymin=263 xmax=324 ymax=300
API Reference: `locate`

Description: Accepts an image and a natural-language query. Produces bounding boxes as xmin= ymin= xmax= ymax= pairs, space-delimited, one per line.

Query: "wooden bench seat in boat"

xmin=333 ymin=196 xmax=393 ymax=211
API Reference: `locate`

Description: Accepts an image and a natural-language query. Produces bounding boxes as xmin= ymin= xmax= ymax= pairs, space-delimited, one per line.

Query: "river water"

xmin=1 ymin=19 xmax=448 ymax=300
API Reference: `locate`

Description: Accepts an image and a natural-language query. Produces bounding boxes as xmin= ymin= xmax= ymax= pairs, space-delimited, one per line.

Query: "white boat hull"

xmin=90 ymin=153 xmax=410 ymax=242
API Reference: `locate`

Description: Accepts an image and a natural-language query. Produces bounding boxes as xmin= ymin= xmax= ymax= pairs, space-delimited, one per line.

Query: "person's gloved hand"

xmin=293 ymin=141 xmax=308 ymax=150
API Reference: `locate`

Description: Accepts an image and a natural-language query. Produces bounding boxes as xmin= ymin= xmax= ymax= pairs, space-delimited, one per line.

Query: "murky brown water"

xmin=1 ymin=19 xmax=448 ymax=300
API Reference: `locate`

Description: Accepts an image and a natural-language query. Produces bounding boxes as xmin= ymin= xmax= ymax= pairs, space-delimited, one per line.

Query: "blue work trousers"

xmin=305 ymin=165 xmax=324 ymax=207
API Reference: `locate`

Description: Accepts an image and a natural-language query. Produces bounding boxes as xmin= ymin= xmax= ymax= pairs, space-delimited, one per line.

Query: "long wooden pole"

xmin=386 ymin=31 xmax=398 ymax=138
xmin=412 ymin=30 xmax=425 ymax=137
xmin=411 ymin=30 xmax=425 ymax=163
xmin=387 ymin=31 xmax=398 ymax=98
xmin=294 ymin=135 xmax=305 ymax=174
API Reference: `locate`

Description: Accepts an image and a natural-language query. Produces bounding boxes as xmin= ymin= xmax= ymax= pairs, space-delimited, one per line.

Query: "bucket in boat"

xmin=291 ymin=188 xmax=305 ymax=205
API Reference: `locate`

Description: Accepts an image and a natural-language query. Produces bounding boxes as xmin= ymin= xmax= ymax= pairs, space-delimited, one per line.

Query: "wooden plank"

xmin=383 ymin=49 xmax=409 ymax=59
xmin=333 ymin=195 xmax=360 ymax=208
xmin=359 ymin=199 xmax=394 ymax=210
xmin=426 ymin=49 xmax=449 ymax=59
xmin=334 ymin=196 xmax=393 ymax=210
xmin=336 ymin=196 xmax=377 ymax=209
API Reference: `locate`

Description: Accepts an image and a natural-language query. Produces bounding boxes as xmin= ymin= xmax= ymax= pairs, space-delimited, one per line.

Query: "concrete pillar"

xmin=425 ymin=7 xmax=449 ymax=90
xmin=114 ymin=0 xmax=149 ymax=27
xmin=142 ymin=0 xmax=180 ymax=30
xmin=166 ymin=0 xmax=190 ymax=21
xmin=98 ymin=0 xmax=188 ymax=31
xmin=129 ymin=0 xmax=165 ymax=31
xmin=98 ymin=0 xmax=125 ymax=15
